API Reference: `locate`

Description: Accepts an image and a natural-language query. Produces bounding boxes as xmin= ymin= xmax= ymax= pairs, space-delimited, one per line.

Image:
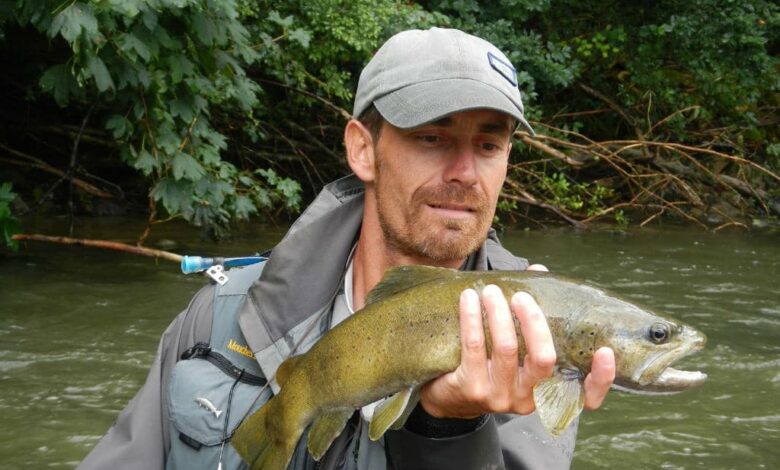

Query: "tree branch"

xmin=12 ymin=233 xmax=183 ymax=263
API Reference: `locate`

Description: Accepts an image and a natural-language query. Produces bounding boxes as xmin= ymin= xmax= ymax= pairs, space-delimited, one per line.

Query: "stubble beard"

xmin=374 ymin=155 xmax=494 ymax=262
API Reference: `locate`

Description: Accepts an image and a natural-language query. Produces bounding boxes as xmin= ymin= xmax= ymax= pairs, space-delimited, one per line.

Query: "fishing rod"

xmin=180 ymin=255 xmax=267 ymax=285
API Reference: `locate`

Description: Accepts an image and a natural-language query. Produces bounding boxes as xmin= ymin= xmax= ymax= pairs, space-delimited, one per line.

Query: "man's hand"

xmin=418 ymin=283 xmax=616 ymax=420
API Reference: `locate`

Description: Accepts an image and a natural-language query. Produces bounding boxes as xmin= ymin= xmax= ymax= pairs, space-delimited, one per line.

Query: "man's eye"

xmin=418 ymin=135 xmax=440 ymax=143
xmin=480 ymin=142 xmax=504 ymax=152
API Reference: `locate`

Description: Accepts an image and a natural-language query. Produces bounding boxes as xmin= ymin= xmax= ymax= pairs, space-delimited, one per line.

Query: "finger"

xmin=583 ymin=347 xmax=615 ymax=410
xmin=458 ymin=289 xmax=489 ymax=381
xmin=481 ymin=285 xmax=519 ymax=395
xmin=512 ymin=292 xmax=556 ymax=384
xmin=527 ymin=264 xmax=549 ymax=272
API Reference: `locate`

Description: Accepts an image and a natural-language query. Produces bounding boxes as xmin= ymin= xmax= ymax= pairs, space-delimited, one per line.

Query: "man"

xmin=79 ymin=27 xmax=615 ymax=470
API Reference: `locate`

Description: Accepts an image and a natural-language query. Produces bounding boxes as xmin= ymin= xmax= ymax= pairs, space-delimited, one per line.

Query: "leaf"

xmin=151 ymin=23 xmax=180 ymax=50
xmin=86 ymin=55 xmax=114 ymax=92
xmin=167 ymin=54 xmax=195 ymax=83
xmin=2 ymin=217 xmax=22 ymax=251
xmin=169 ymin=97 xmax=195 ymax=123
xmin=49 ymin=2 xmax=99 ymax=43
xmin=108 ymin=0 xmax=143 ymax=18
xmin=0 ymin=183 xmax=21 ymax=251
xmin=192 ymin=12 xmax=217 ymax=46
xmin=0 ymin=182 xmax=16 ymax=202
xmin=253 ymin=187 xmax=272 ymax=209
xmin=289 ymin=28 xmax=311 ymax=48
xmin=133 ymin=148 xmax=157 ymax=175
xmin=276 ymin=178 xmax=302 ymax=210
xmin=141 ymin=7 xmax=158 ymax=30
xmin=171 ymin=151 xmax=205 ymax=181
xmin=105 ymin=114 xmax=131 ymax=139
xmin=198 ymin=145 xmax=221 ymax=166
xmin=156 ymin=126 xmax=180 ymax=154
xmin=39 ymin=64 xmax=80 ymax=107
xmin=137 ymin=68 xmax=151 ymax=88
xmin=118 ymin=33 xmax=152 ymax=62
xmin=268 ymin=10 xmax=294 ymax=28
xmin=151 ymin=177 xmax=193 ymax=215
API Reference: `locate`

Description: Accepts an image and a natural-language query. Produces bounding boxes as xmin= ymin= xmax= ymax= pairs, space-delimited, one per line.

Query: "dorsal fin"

xmin=366 ymin=265 xmax=455 ymax=306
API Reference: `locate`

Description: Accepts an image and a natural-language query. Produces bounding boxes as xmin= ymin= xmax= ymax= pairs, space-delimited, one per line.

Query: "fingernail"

xmin=483 ymin=284 xmax=502 ymax=296
xmin=461 ymin=288 xmax=478 ymax=302
xmin=512 ymin=291 xmax=533 ymax=305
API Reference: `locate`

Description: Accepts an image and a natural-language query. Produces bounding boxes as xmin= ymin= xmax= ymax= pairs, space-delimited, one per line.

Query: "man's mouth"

xmin=425 ymin=203 xmax=476 ymax=218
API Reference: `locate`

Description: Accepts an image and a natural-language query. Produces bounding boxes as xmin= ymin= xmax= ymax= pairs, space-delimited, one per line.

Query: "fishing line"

xmin=217 ymin=369 xmax=244 ymax=470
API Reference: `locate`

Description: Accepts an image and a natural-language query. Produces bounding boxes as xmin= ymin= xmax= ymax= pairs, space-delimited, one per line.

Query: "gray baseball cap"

xmin=353 ymin=27 xmax=534 ymax=134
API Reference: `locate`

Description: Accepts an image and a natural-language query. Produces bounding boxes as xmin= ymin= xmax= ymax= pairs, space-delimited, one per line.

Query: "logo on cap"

xmin=487 ymin=52 xmax=517 ymax=87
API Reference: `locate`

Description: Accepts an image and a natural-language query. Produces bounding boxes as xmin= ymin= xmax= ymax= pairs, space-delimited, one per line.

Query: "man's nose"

xmin=442 ymin=143 xmax=478 ymax=185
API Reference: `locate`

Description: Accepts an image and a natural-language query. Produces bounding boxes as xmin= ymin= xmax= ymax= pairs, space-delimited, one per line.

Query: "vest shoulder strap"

xmin=179 ymin=260 xmax=268 ymax=380
xmin=207 ymin=261 xmax=267 ymax=375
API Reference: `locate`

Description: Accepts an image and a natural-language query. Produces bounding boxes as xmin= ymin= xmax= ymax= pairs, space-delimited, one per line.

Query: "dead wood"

xmin=507 ymin=121 xmax=777 ymax=230
xmin=12 ymin=233 xmax=183 ymax=263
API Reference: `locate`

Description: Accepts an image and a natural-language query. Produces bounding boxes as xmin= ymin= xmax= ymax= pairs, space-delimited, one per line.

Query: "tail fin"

xmin=232 ymin=398 xmax=299 ymax=470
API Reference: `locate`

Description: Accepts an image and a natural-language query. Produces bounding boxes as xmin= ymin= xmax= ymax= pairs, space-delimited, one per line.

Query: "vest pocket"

xmin=166 ymin=357 xmax=272 ymax=469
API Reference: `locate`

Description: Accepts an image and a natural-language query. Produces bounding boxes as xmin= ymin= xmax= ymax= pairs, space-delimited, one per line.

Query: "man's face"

xmin=372 ymin=109 xmax=513 ymax=262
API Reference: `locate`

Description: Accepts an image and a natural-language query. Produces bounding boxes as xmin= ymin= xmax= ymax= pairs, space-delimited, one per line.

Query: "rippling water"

xmin=1 ymin=219 xmax=778 ymax=469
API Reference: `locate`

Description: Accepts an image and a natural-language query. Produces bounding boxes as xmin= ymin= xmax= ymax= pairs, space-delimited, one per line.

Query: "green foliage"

xmin=1 ymin=0 xmax=777 ymax=233
xmin=427 ymin=0 xmax=779 ymax=142
xmin=613 ymin=209 xmax=629 ymax=228
xmin=539 ymin=172 xmax=616 ymax=216
xmin=572 ymin=26 xmax=625 ymax=60
xmin=0 ymin=183 xmax=21 ymax=251
xmin=767 ymin=143 xmax=780 ymax=173
xmin=6 ymin=0 xmax=300 ymax=236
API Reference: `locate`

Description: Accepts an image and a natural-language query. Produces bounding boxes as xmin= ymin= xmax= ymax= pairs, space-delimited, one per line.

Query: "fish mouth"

xmin=622 ymin=326 xmax=707 ymax=394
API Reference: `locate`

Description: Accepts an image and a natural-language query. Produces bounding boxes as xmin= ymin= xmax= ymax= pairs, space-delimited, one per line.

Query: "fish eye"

xmin=649 ymin=323 xmax=670 ymax=344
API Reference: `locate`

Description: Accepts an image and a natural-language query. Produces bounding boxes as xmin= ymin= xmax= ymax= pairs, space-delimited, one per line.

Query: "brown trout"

xmin=232 ymin=266 xmax=707 ymax=469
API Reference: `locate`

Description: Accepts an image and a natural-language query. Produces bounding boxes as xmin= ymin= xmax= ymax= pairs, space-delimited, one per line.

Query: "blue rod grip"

xmin=181 ymin=256 xmax=215 ymax=274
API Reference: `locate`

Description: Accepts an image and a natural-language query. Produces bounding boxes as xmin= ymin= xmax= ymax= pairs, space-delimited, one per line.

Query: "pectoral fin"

xmin=368 ymin=387 xmax=418 ymax=440
xmin=533 ymin=369 xmax=585 ymax=437
xmin=307 ymin=409 xmax=353 ymax=460
xmin=389 ymin=387 xmax=420 ymax=431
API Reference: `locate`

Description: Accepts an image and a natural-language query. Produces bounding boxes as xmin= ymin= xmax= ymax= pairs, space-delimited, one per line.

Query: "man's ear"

xmin=344 ymin=120 xmax=376 ymax=183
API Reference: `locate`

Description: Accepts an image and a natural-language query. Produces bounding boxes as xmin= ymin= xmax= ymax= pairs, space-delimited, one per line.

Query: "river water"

xmin=1 ymin=217 xmax=778 ymax=469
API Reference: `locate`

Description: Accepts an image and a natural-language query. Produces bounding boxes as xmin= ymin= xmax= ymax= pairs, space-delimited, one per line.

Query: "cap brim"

xmin=374 ymin=78 xmax=534 ymax=135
